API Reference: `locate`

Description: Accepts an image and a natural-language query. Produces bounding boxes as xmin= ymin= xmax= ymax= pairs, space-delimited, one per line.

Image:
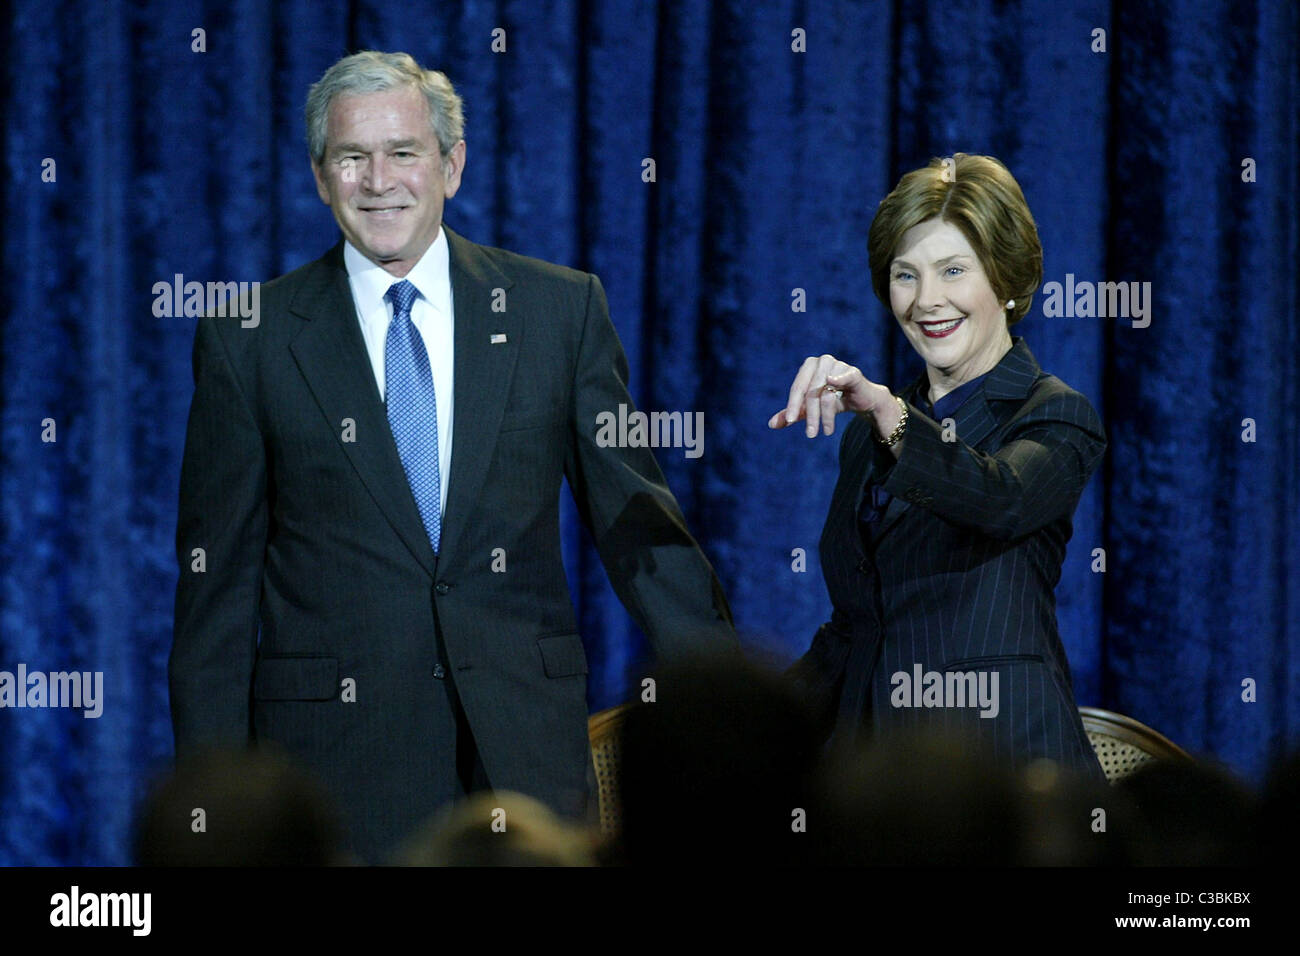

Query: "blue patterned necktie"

xmin=384 ymin=279 xmax=441 ymax=554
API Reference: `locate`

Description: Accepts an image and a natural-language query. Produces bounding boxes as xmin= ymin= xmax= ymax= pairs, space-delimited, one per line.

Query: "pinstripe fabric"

xmin=789 ymin=337 xmax=1107 ymax=782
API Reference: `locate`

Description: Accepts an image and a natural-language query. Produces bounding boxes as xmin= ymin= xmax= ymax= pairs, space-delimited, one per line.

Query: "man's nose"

xmin=363 ymin=155 xmax=393 ymax=192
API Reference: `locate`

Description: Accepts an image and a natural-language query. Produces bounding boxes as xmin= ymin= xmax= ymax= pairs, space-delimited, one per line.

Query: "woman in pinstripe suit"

xmin=771 ymin=154 xmax=1107 ymax=783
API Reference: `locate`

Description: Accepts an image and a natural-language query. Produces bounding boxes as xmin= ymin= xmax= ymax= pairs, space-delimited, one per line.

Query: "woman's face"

xmin=888 ymin=217 xmax=1011 ymax=386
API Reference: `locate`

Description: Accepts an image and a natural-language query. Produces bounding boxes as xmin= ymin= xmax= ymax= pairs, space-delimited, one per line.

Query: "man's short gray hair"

xmin=305 ymin=50 xmax=464 ymax=165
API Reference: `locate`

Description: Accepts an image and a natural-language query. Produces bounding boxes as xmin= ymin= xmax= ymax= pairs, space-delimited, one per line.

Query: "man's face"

xmin=312 ymin=85 xmax=465 ymax=278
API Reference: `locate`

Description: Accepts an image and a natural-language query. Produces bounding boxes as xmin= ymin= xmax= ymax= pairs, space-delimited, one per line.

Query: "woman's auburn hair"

xmin=867 ymin=153 xmax=1043 ymax=327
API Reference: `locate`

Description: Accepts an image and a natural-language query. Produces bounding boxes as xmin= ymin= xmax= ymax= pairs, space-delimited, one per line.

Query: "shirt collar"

xmin=918 ymin=368 xmax=993 ymax=421
xmin=342 ymin=225 xmax=451 ymax=315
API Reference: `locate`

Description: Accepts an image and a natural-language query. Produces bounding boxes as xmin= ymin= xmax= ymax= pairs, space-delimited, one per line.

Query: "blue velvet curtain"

xmin=2 ymin=0 xmax=1295 ymax=865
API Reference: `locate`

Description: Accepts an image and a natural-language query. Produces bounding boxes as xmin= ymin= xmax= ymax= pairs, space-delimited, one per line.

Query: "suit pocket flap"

xmin=538 ymin=634 xmax=588 ymax=678
xmin=254 ymin=657 xmax=339 ymax=700
xmin=942 ymin=654 xmax=1043 ymax=671
xmin=499 ymin=410 xmax=563 ymax=433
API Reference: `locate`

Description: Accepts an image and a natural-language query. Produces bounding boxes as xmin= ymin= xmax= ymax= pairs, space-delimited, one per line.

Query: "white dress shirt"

xmin=344 ymin=228 xmax=455 ymax=514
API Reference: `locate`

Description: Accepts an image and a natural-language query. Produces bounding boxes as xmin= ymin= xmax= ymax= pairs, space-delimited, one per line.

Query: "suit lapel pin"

xmin=490 ymin=333 xmax=507 ymax=344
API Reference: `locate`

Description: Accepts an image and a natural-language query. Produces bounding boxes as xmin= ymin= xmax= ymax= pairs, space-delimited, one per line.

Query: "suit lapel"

xmin=871 ymin=337 xmax=1041 ymax=545
xmin=436 ymin=225 xmax=520 ymax=567
xmin=288 ymin=242 xmax=439 ymax=579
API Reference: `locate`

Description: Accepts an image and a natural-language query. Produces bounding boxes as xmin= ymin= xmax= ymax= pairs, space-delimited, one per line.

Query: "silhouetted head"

xmin=1116 ymin=759 xmax=1257 ymax=865
xmin=812 ymin=730 xmax=1022 ymax=865
xmin=617 ymin=653 xmax=822 ymax=865
xmin=394 ymin=791 xmax=597 ymax=866
xmin=134 ymin=745 xmax=342 ymax=866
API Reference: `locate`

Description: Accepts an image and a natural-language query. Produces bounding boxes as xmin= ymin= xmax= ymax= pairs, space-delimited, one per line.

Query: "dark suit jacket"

xmin=789 ymin=337 xmax=1106 ymax=782
xmin=170 ymin=225 xmax=736 ymax=861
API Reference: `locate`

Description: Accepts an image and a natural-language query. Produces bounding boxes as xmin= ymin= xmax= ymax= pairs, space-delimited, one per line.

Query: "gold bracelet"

xmin=877 ymin=394 xmax=908 ymax=446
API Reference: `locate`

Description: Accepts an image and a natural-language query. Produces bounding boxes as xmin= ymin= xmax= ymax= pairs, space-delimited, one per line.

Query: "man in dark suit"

xmin=170 ymin=50 xmax=735 ymax=862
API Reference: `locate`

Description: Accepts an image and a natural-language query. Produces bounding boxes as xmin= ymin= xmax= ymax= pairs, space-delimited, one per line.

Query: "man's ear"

xmin=311 ymin=159 xmax=331 ymax=204
xmin=442 ymin=140 xmax=466 ymax=199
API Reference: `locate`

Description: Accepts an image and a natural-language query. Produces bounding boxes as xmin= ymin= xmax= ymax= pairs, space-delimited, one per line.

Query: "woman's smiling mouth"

xmin=917 ymin=317 xmax=965 ymax=338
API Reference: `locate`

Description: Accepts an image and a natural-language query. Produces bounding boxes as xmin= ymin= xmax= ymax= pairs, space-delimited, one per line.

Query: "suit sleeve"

xmin=562 ymin=274 xmax=738 ymax=661
xmin=169 ymin=314 xmax=268 ymax=757
xmin=879 ymin=390 xmax=1107 ymax=541
xmin=783 ymin=608 xmax=855 ymax=740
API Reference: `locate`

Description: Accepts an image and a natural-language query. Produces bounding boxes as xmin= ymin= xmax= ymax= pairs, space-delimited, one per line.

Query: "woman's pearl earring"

xmin=1005 ymin=300 xmax=1016 ymax=310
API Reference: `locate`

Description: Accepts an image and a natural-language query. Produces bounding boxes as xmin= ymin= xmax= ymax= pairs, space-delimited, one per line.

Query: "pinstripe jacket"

xmin=789 ymin=337 xmax=1107 ymax=781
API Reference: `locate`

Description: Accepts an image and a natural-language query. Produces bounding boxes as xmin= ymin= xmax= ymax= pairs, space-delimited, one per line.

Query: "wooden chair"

xmin=1079 ymin=707 xmax=1193 ymax=783
xmin=589 ymin=704 xmax=1193 ymax=833
xmin=588 ymin=703 xmax=632 ymax=837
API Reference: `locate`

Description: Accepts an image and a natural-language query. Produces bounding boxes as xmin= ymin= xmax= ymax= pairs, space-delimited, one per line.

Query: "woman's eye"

xmin=946 ymin=266 xmax=964 ymax=277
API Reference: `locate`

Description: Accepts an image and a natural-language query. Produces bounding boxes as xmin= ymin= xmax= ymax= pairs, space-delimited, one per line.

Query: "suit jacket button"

xmin=432 ymin=665 xmax=446 ymax=679
xmin=435 ymin=582 xmax=451 ymax=596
